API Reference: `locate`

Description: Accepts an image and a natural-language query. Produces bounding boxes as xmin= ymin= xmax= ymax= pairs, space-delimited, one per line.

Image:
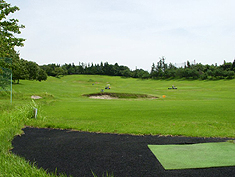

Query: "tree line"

xmin=40 ymin=58 xmax=235 ymax=80
xmin=40 ymin=62 xmax=150 ymax=79
xmin=150 ymin=57 xmax=235 ymax=80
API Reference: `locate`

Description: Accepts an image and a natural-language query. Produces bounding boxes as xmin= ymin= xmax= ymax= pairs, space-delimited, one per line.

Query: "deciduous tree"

xmin=0 ymin=0 xmax=25 ymax=58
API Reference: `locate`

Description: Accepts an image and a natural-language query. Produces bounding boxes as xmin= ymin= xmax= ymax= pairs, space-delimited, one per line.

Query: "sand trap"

xmin=85 ymin=92 xmax=158 ymax=100
xmin=31 ymin=95 xmax=42 ymax=99
xmin=89 ymin=95 xmax=117 ymax=99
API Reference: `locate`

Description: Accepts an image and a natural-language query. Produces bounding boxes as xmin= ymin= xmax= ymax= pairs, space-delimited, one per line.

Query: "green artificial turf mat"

xmin=148 ymin=141 xmax=235 ymax=170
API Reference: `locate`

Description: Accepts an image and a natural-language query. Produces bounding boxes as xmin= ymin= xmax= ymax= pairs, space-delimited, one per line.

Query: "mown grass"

xmin=1 ymin=75 xmax=235 ymax=176
xmin=7 ymin=75 xmax=235 ymax=137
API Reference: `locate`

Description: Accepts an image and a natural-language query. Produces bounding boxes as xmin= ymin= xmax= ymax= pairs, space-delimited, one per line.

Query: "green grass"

xmin=0 ymin=101 xmax=67 ymax=177
xmin=9 ymin=75 xmax=234 ymax=137
xmin=148 ymin=141 xmax=235 ymax=170
xmin=1 ymin=75 xmax=235 ymax=176
xmin=4 ymin=75 xmax=235 ymax=137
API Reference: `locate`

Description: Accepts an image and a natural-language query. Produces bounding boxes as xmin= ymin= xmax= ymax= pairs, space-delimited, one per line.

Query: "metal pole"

xmin=10 ymin=72 xmax=12 ymax=104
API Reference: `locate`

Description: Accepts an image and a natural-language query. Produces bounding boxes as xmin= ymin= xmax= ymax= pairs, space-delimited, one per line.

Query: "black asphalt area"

xmin=12 ymin=127 xmax=235 ymax=177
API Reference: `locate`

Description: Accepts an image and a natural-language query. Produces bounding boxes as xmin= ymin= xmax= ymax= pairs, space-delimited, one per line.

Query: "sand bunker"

xmin=31 ymin=95 xmax=42 ymax=100
xmin=85 ymin=93 xmax=158 ymax=100
xmin=89 ymin=95 xmax=118 ymax=99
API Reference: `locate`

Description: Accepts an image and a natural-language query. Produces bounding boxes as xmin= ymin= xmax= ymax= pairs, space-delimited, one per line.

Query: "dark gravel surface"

xmin=11 ymin=127 xmax=235 ymax=177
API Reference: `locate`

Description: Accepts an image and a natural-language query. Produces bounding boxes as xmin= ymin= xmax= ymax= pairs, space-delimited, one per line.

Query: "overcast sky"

xmin=7 ymin=0 xmax=235 ymax=70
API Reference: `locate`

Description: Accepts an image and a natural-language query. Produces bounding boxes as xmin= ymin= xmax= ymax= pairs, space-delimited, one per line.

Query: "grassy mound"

xmin=83 ymin=92 xmax=158 ymax=99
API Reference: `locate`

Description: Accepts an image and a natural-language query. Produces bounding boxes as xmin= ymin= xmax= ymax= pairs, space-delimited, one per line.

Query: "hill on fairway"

xmin=9 ymin=75 xmax=235 ymax=137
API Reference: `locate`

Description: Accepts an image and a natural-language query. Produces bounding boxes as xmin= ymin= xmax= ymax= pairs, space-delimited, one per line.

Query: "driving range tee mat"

xmin=148 ymin=141 xmax=235 ymax=170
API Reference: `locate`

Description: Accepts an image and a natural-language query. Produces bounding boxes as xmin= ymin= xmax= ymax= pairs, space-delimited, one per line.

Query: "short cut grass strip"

xmin=148 ymin=142 xmax=235 ymax=170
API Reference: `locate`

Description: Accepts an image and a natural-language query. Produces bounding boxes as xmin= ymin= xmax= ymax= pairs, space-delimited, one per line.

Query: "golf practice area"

xmin=1 ymin=75 xmax=235 ymax=176
xmin=148 ymin=141 xmax=235 ymax=170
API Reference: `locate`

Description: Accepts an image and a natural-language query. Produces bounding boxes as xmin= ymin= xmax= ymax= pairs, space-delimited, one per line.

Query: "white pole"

xmin=34 ymin=108 xmax=38 ymax=119
xmin=10 ymin=72 xmax=12 ymax=104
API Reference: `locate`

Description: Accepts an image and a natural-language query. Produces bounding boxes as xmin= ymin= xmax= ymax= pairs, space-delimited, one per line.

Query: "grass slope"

xmin=7 ymin=75 xmax=235 ymax=137
xmin=0 ymin=102 xmax=66 ymax=177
